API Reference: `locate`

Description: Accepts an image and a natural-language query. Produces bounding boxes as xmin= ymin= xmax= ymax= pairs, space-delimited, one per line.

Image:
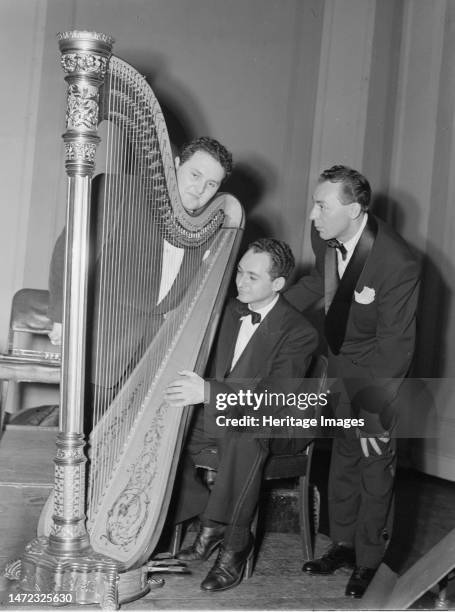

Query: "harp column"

xmin=48 ymin=30 xmax=115 ymax=555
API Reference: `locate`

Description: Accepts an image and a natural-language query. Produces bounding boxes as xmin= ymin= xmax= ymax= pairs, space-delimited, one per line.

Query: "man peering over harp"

xmin=47 ymin=137 xmax=232 ymax=415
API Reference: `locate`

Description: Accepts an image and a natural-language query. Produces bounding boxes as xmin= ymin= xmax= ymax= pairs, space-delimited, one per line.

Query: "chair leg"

xmin=0 ymin=380 xmax=5 ymax=433
xmin=298 ymin=475 xmax=314 ymax=562
xmin=170 ymin=522 xmax=183 ymax=557
xmin=0 ymin=380 xmax=16 ymax=434
xmin=436 ymin=575 xmax=450 ymax=610
xmin=244 ymin=508 xmax=258 ymax=579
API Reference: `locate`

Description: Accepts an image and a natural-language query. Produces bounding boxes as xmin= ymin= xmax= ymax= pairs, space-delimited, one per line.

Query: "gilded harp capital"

xmin=60 ymin=52 xmax=109 ymax=79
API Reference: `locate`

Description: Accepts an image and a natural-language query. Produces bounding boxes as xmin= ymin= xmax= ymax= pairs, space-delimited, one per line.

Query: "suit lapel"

xmin=325 ymin=215 xmax=378 ymax=354
xmin=214 ymin=303 xmax=242 ymax=378
xmin=324 ymin=246 xmax=339 ymax=313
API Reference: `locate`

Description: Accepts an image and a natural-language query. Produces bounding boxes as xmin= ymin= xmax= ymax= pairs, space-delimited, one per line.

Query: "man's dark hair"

xmin=319 ymin=164 xmax=371 ymax=211
xmin=179 ymin=137 xmax=233 ymax=180
xmin=248 ymin=238 xmax=295 ymax=281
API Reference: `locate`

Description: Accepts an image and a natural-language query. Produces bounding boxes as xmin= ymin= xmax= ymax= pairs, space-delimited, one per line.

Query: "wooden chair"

xmin=0 ymin=289 xmax=60 ymax=429
xmin=170 ymin=354 xmax=328 ymax=577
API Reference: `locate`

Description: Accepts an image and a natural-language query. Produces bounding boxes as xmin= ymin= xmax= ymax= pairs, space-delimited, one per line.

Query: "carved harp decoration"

xmin=17 ymin=30 xmax=244 ymax=607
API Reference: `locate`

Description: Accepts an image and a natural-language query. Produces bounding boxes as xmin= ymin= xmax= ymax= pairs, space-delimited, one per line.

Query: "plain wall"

xmin=0 ymin=0 xmax=454 ymax=475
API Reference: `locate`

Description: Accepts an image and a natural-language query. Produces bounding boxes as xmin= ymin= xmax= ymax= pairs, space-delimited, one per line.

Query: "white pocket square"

xmin=354 ymin=286 xmax=376 ymax=304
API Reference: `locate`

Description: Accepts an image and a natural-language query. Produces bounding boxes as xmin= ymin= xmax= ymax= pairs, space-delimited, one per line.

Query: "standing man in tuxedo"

xmin=47 ymin=137 xmax=232 ymax=395
xmin=165 ymin=238 xmax=318 ymax=592
xmin=285 ymin=165 xmax=420 ymax=598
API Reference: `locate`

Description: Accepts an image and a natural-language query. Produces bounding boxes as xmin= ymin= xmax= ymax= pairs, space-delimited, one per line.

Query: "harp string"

xmin=86 ymin=65 xmax=152 ymax=506
xmin=91 ymin=64 xmax=126 ymax=507
xmin=85 ymin=57 xmax=232 ymax=526
xmin=111 ymin=68 xmax=125 ymax=473
xmin=86 ymin=228 xmax=230 ymax=527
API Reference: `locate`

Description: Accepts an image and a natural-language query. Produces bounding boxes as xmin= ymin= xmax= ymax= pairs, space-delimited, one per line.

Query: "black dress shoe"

xmin=345 ymin=566 xmax=377 ymax=598
xmin=200 ymin=537 xmax=253 ymax=592
xmin=176 ymin=524 xmax=225 ymax=562
xmin=302 ymin=543 xmax=356 ymax=575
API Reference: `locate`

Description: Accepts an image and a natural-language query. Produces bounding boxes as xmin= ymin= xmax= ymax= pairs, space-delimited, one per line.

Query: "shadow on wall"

xmin=225 ymin=156 xmax=279 ymax=245
xmin=222 ymin=156 xmax=279 ymax=300
xmin=134 ymin=55 xmax=211 ymax=147
xmin=371 ymin=191 xmax=452 ymax=379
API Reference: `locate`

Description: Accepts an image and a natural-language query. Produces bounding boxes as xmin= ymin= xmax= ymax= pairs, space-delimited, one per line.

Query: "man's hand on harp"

xmin=165 ymin=370 xmax=207 ymax=408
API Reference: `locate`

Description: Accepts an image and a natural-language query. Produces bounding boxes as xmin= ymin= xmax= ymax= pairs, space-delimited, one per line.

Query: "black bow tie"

xmin=327 ymin=238 xmax=347 ymax=260
xmin=234 ymin=301 xmax=261 ymax=324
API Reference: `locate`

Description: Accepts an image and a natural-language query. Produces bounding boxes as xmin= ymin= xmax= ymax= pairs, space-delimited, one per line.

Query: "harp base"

xmin=5 ymin=536 xmax=158 ymax=609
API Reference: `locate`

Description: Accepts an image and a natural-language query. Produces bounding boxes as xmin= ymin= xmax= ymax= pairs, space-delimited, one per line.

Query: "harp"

xmin=14 ymin=31 xmax=243 ymax=606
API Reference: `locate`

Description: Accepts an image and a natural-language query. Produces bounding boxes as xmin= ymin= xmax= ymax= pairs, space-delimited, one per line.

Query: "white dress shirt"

xmin=230 ymin=294 xmax=279 ymax=371
xmin=157 ymin=240 xmax=211 ymax=305
xmin=156 ymin=239 xmax=185 ymax=305
xmin=337 ymin=213 xmax=368 ymax=278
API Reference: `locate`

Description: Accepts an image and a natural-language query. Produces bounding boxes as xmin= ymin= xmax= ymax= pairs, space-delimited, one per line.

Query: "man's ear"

xmin=272 ymin=276 xmax=286 ymax=293
xmin=349 ymin=201 xmax=362 ymax=219
xmin=174 ymin=156 xmax=180 ymax=170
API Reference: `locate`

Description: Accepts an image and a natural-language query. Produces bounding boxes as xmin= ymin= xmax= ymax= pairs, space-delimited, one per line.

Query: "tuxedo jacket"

xmin=285 ymin=215 xmax=420 ymax=434
xmin=204 ymin=296 xmax=318 ymax=446
xmin=48 ymin=174 xmax=210 ymax=387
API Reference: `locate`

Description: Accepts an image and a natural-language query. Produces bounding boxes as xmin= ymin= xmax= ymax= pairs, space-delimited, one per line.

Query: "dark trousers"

xmin=172 ymin=407 xmax=304 ymax=529
xmin=326 ymin=352 xmax=398 ymax=568
xmin=328 ymin=435 xmax=396 ymax=568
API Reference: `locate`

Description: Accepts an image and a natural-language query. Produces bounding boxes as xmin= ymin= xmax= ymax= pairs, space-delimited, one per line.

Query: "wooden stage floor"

xmin=0 ymin=425 xmax=454 ymax=611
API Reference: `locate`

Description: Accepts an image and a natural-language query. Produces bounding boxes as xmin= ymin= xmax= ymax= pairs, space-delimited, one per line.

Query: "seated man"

xmin=47 ymin=137 xmax=233 ymax=401
xmin=165 ymin=238 xmax=318 ymax=592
